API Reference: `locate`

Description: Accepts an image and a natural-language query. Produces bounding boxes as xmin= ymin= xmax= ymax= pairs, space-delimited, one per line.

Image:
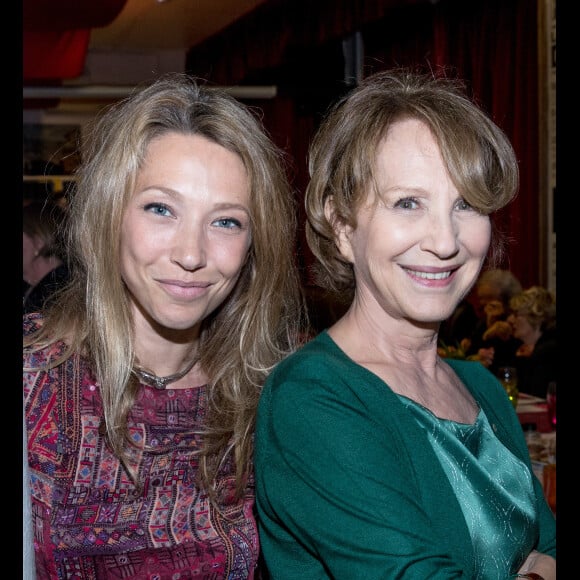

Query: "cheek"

xmin=22 ymin=235 xmax=35 ymax=257
xmin=23 ymin=245 xmax=34 ymax=263
xmin=119 ymin=245 xmax=138 ymax=290
xmin=213 ymin=235 xmax=252 ymax=276
xmin=363 ymin=225 xmax=408 ymax=263
xmin=345 ymin=225 xmax=402 ymax=268
xmin=522 ymin=320 xmax=533 ymax=333
xmin=119 ymin=223 xmax=159 ymax=277
xmin=383 ymin=224 xmax=412 ymax=248
xmin=119 ymin=228 xmax=135 ymax=273
xmin=462 ymin=218 xmax=492 ymax=257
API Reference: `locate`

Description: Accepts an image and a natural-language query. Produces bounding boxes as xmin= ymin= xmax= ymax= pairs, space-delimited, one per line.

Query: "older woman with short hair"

xmin=507 ymin=285 xmax=557 ymax=398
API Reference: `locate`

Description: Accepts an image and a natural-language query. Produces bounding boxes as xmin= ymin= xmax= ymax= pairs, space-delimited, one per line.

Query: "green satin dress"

xmin=400 ymin=396 xmax=537 ymax=579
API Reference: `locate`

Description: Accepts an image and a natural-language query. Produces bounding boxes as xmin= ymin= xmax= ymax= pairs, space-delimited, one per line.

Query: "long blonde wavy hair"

xmin=23 ymin=73 xmax=306 ymax=501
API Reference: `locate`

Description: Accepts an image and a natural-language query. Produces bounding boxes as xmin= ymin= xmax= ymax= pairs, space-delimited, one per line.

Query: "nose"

xmin=170 ymin=222 xmax=206 ymax=271
xmin=419 ymin=212 xmax=459 ymax=259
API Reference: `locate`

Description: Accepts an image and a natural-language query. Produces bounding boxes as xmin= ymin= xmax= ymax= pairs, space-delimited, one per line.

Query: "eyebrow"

xmin=211 ymin=202 xmax=250 ymax=213
xmin=137 ymin=188 xmax=250 ymax=213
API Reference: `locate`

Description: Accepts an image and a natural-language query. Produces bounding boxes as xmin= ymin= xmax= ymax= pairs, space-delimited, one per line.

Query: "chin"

xmin=416 ymin=304 xmax=457 ymax=323
xmin=165 ymin=319 xmax=202 ymax=332
xmin=148 ymin=311 xmax=202 ymax=334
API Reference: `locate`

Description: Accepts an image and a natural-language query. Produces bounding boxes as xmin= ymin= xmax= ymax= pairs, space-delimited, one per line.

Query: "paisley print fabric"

xmin=24 ymin=313 xmax=259 ymax=580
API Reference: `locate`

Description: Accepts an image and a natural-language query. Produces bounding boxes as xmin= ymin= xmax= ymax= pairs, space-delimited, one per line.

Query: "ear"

xmin=324 ymin=196 xmax=354 ymax=263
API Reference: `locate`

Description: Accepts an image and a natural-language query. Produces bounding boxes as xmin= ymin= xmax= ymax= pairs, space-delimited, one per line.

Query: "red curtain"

xmin=436 ymin=0 xmax=540 ymax=288
xmin=359 ymin=0 xmax=540 ymax=287
xmin=188 ymin=0 xmax=541 ymax=288
xmin=23 ymin=29 xmax=91 ymax=80
xmin=23 ymin=0 xmax=127 ymax=82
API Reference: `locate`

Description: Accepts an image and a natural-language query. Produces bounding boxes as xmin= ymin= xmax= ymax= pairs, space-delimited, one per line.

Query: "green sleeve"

xmin=256 ymin=352 xmax=469 ymax=578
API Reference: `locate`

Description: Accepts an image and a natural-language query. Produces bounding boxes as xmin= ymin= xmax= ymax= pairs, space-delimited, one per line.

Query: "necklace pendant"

xmin=132 ymin=357 xmax=198 ymax=390
xmin=152 ymin=376 xmax=168 ymax=390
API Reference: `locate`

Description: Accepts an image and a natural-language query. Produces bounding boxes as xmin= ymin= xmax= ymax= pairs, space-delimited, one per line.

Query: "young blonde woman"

xmin=23 ymin=74 xmax=305 ymax=579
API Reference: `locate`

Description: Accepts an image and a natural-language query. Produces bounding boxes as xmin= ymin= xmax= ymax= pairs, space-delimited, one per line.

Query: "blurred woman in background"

xmin=507 ymin=286 xmax=557 ymax=399
xmin=22 ymin=198 xmax=70 ymax=314
xmin=460 ymin=268 xmax=523 ymax=372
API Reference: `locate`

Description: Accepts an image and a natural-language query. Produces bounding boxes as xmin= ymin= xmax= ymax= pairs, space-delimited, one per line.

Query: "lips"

xmin=158 ymin=279 xmax=211 ymax=300
xmin=161 ymin=279 xmax=210 ymax=288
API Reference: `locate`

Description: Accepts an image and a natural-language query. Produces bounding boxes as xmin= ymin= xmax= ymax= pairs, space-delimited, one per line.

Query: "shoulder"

xmin=23 ymin=313 xmax=68 ymax=369
xmin=23 ymin=312 xmax=43 ymax=336
xmin=266 ymin=332 xmax=347 ymax=384
xmin=260 ymin=332 xmax=402 ymax=427
xmin=261 ymin=333 xmax=348 ymax=416
xmin=266 ymin=330 xmax=378 ymax=391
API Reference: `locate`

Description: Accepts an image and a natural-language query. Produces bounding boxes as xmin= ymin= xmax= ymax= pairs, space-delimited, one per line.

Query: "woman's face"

xmin=336 ymin=118 xmax=491 ymax=326
xmin=120 ymin=132 xmax=252 ymax=336
xmin=475 ymin=282 xmax=502 ymax=318
xmin=507 ymin=310 xmax=534 ymax=341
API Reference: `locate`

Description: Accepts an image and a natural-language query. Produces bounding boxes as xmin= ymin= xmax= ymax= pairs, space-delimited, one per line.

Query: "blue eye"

xmin=456 ymin=198 xmax=475 ymax=211
xmin=213 ymin=218 xmax=242 ymax=229
xmin=144 ymin=203 xmax=172 ymax=217
xmin=394 ymin=197 xmax=419 ymax=210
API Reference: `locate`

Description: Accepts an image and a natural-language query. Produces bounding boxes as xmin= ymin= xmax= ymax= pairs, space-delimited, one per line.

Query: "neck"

xmin=130 ymin=314 xmax=203 ymax=386
xmin=522 ymin=326 xmax=542 ymax=347
xmin=25 ymin=256 xmax=62 ymax=286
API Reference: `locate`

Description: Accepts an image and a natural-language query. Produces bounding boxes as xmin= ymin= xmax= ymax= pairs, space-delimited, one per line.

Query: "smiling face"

xmin=335 ymin=118 xmax=491 ymax=326
xmin=120 ymin=132 xmax=252 ymax=338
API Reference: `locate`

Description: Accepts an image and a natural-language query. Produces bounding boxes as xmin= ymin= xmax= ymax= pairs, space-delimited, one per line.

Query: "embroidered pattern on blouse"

xmin=24 ymin=314 xmax=259 ymax=580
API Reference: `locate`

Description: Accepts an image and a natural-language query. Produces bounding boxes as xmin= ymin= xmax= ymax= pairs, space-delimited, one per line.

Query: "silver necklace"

xmin=132 ymin=357 xmax=198 ymax=390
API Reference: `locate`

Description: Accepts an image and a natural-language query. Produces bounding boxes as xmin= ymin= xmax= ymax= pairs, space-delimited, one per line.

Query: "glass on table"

xmin=497 ymin=366 xmax=519 ymax=409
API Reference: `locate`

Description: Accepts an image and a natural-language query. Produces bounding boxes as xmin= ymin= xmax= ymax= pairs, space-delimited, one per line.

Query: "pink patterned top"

xmin=24 ymin=313 xmax=260 ymax=579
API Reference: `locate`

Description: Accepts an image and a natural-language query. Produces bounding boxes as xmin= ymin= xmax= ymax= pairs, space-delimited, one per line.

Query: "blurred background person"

xmin=507 ymin=286 xmax=557 ymax=399
xmin=438 ymin=296 xmax=478 ymax=352
xmin=460 ymin=268 xmax=523 ymax=372
xmin=23 ymin=198 xmax=70 ymax=314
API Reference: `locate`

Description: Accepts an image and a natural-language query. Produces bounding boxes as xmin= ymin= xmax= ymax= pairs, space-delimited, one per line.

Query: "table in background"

xmin=525 ymin=430 xmax=556 ymax=516
xmin=518 ymin=394 xmax=556 ymax=515
xmin=516 ymin=393 xmax=553 ymax=433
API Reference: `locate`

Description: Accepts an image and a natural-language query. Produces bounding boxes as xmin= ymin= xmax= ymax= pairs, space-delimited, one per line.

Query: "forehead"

xmin=137 ymin=132 xmax=250 ymax=202
xmin=378 ymin=118 xmax=438 ymax=159
xmin=373 ymin=118 xmax=444 ymax=189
